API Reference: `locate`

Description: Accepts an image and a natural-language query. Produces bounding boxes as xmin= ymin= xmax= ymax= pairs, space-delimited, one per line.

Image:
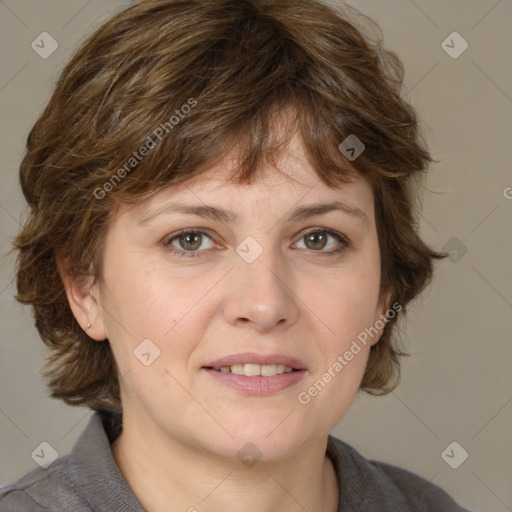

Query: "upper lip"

xmin=204 ymin=353 xmax=307 ymax=370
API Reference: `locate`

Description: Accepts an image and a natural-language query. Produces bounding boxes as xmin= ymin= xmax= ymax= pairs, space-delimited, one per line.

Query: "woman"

xmin=1 ymin=0 xmax=471 ymax=510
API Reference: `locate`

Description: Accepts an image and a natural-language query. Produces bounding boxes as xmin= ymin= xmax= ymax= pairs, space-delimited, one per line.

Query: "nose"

xmin=222 ymin=247 xmax=300 ymax=333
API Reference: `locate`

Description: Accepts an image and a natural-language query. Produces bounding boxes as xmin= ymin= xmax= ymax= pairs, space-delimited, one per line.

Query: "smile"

xmin=202 ymin=367 xmax=307 ymax=395
xmin=211 ymin=363 xmax=295 ymax=376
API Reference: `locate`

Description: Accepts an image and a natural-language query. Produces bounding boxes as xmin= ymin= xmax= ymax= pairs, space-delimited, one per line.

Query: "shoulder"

xmin=327 ymin=435 xmax=472 ymax=511
xmin=0 ymin=410 xmax=138 ymax=512
xmin=370 ymin=459 xmax=471 ymax=511
xmin=0 ymin=487 xmax=46 ymax=511
xmin=0 ymin=455 xmax=90 ymax=511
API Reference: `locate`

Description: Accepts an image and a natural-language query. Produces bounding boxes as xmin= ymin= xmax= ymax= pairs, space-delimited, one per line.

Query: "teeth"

xmin=214 ymin=364 xmax=295 ymax=376
xmin=244 ymin=364 xmax=262 ymax=376
xmin=230 ymin=364 xmax=244 ymax=375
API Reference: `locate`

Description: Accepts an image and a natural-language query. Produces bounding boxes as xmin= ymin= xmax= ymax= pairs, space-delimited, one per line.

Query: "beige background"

xmin=1 ymin=1 xmax=511 ymax=511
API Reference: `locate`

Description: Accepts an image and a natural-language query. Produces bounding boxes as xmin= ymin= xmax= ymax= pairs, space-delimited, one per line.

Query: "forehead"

xmin=118 ymin=131 xmax=373 ymax=223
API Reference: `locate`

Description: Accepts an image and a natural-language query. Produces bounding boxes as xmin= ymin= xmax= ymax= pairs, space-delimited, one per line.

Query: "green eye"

xmin=165 ymin=229 xmax=214 ymax=258
xmin=164 ymin=227 xmax=350 ymax=259
xmin=296 ymin=229 xmax=349 ymax=255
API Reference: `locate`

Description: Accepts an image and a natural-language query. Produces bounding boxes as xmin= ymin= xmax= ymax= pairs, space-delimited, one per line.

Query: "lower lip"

xmin=202 ymin=368 xmax=307 ymax=395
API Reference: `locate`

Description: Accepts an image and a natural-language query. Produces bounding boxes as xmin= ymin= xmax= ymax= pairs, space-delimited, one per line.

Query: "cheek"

xmin=298 ymin=274 xmax=380 ymax=428
xmin=99 ymin=252 xmax=216 ymax=376
xmin=313 ymin=251 xmax=382 ymax=349
xmin=100 ymin=244 xmax=182 ymax=334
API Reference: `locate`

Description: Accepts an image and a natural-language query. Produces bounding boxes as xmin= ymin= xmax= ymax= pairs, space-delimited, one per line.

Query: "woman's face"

xmin=92 ymin=133 xmax=388 ymax=460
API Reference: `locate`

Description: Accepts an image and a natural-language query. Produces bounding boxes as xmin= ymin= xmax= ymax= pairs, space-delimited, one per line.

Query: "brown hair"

xmin=12 ymin=0 xmax=445 ymax=411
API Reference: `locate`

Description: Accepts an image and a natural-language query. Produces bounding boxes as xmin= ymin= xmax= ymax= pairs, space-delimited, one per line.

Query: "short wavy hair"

xmin=12 ymin=0 xmax=445 ymax=411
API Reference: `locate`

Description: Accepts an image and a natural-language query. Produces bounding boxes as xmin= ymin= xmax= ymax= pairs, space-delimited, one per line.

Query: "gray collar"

xmin=70 ymin=411 xmax=145 ymax=511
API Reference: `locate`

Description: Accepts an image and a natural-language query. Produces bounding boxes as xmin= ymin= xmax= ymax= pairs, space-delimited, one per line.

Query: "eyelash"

xmin=163 ymin=228 xmax=350 ymax=259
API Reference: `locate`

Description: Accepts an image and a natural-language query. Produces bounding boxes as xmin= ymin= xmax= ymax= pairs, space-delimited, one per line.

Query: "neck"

xmin=111 ymin=414 xmax=339 ymax=512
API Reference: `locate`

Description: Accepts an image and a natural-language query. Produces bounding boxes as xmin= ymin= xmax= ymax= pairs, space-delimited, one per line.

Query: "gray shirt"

xmin=0 ymin=410 xmax=471 ymax=511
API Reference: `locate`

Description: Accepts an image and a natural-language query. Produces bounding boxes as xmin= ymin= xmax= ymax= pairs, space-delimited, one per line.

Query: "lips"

xmin=203 ymin=352 xmax=307 ymax=371
xmin=201 ymin=353 xmax=308 ymax=394
xmin=211 ymin=363 xmax=294 ymax=377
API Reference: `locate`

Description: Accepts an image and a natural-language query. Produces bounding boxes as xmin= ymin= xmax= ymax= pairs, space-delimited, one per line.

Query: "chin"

xmin=200 ymin=420 xmax=315 ymax=463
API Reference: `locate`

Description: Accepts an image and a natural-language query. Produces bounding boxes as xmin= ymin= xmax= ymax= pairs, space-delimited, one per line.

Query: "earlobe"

xmin=371 ymin=290 xmax=393 ymax=346
xmin=380 ymin=290 xmax=393 ymax=318
xmin=56 ymin=256 xmax=108 ymax=341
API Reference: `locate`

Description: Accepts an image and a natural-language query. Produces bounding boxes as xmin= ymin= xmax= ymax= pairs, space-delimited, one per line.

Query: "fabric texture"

xmin=0 ymin=410 xmax=472 ymax=511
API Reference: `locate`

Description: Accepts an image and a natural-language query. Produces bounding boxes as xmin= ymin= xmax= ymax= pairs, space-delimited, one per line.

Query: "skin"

xmin=61 ymin=131 xmax=390 ymax=512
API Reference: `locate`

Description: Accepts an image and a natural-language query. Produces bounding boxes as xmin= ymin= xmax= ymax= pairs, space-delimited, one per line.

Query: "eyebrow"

xmin=138 ymin=200 xmax=368 ymax=226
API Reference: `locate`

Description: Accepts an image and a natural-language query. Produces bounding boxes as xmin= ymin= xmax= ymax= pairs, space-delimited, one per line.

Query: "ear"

xmin=370 ymin=289 xmax=394 ymax=347
xmin=56 ymin=255 xmax=108 ymax=341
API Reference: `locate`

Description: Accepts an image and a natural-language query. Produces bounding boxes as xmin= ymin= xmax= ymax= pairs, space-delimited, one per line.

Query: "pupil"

xmin=181 ymin=233 xmax=201 ymax=250
xmin=307 ymin=232 xmax=326 ymax=250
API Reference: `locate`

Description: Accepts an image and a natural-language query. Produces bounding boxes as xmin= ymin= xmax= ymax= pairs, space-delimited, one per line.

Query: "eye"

xmin=163 ymin=227 xmax=350 ymax=259
xmin=294 ymin=228 xmax=349 ymax=255
xmin=164 ymin=229 xmax=216 ymax=258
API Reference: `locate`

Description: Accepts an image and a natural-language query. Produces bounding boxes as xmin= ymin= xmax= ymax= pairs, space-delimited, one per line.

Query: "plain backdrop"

xmin=1 ymin=1 xmax=511 ymax=511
